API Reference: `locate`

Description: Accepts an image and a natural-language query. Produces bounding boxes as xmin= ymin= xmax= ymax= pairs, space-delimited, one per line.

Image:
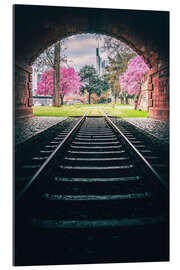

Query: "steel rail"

xmin=16 ymin=112 xmax=88 ymax=201
xmin=101 ymin=110 xmax=168 ymax=190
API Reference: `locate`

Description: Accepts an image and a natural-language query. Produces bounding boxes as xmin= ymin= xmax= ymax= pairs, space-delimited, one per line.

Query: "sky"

xmin=33 ymin=33 xmax=134 ymax=73
xmin=62 ymin=34 xmax=108 ymax=71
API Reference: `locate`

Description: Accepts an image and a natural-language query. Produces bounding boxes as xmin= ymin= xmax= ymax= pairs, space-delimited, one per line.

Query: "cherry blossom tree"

xmin=59 ymin=67 xmax=82 ymax=105
xmin=33 ymin=41 xmax=68 ymax=106
xmin=119 ymin=56 xmax=149 ymax=96
xmin=36 ymin=67 xmax=82 ymax=105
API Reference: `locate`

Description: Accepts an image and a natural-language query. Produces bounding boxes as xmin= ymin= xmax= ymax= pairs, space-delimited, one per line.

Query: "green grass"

xmin=33 ymin=105 xmax=87 ymax=117
xmin=69 ymin=103 xmax=132 ymax=107
xmin=33 ymin=104 xmax=148 ymax=118
xmin=103 ymin=107 xmax=149 ymax=118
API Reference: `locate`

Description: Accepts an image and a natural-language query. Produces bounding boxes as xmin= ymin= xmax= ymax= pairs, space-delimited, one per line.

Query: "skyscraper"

xmin=96 ymin=47 xmax=101 ymax=75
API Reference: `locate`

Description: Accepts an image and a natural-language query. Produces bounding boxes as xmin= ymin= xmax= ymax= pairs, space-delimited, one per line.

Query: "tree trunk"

xmin=126 ymin=96 xmax=128 ymax=104
xmin=60 ymin=95 xmax=64 ymax=105
xmin=53 ymin=41 xmax=60 ymax=107
xmin=88 ymin=91 xmax=91 ymax=104
xmin=120 ymin=95 xmax=124 ymax=104
xmin=134 ymin=94 xmax=139 ymax=110
xmin=114 ymin=94 xmax=117 ymax=104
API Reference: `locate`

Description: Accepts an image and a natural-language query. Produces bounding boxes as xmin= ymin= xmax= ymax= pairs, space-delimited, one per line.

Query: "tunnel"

xmin=14 ymin=5 xmax=169 ymax=121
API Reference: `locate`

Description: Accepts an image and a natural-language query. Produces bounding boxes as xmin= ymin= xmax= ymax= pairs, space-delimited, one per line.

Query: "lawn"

xmin=33 ymin=105 xmax=88 ymax=117
xmin=103 ymin=107 xmax=149 ymax=118
xmin=33 ymin=104 xmax=148 ymax=118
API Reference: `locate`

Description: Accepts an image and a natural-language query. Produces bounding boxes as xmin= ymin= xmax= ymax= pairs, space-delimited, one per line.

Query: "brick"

xmin=14 ymin=7 xmax=169 ymax=121
xmin=28 ymin=98 xmax=33 ymax=107
xmin=148 ymin=99 xmax=153 ymax=107
xmin=148 ymin=83 xmax=153 ymax=91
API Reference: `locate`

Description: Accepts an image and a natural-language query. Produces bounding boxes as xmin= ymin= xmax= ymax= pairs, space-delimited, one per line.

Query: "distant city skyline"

xmin=62 ymin=34 xmax=108 ymax=71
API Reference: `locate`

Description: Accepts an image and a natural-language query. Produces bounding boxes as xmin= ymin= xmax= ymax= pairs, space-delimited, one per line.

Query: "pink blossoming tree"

xmin=119 ymin=56 xmax=149 ymax=96
xmin=36 ymin=67 xmax=82 ymax=105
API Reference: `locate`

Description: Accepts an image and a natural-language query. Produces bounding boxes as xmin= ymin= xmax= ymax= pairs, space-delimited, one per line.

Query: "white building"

xmin=32 ymin=65 xmax=48 ymax=96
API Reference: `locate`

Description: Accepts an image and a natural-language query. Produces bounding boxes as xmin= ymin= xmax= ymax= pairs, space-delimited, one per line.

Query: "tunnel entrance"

xmin=31 ymin=33 xmax=139 ymax=109
xmin=14 ymin=5 xmax=169 ymax=121
xmin=14 ymin=6 xmax=169 ymax=265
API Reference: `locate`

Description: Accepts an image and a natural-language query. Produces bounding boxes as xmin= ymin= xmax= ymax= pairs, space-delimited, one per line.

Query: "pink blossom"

xmin=36 ymin=67 xmax=82 ymax=97
xmin=119 ymin=56 xmax=149 ymax=96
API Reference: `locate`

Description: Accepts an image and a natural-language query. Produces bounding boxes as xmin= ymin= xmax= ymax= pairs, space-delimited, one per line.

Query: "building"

xmin=33 ymin=96 xmax=52 ymax=106
xmin=64 ymin=95 xmax=87 ymax=105
xmin=32 ymin=66 xmax=42 ymax=95
xmin=101 ymin=59 xmax=107 ymax=75
xmin=32 ymin=65 xmax=49 ymax=95
xmin=32 ymin=65 xmax=51 ymax=106
xmin=96 ymin=47 xmax=107 ymax=76
xmin=96 ymin=48 xmax=101 ymax=74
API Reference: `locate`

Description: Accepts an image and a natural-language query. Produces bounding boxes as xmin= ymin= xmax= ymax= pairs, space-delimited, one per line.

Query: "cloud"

xmin=67 ymin=54 xmax=97 ymax=71
xmin=66 ymin=47 xmax=96 ymax=58
xmin=66 ymin=39 xmax=98 ymax=52
xmin=64 ymin=33 xmax=105 ymax=54
xmin=63 ymin=34 xmax=108 ymax=71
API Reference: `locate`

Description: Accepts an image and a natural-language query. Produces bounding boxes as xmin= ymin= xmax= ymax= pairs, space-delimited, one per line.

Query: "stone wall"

xmin=148 ymin=56 xmax=169 ymax=122
xmin=14 ymin=65 xmax=33 ymax=118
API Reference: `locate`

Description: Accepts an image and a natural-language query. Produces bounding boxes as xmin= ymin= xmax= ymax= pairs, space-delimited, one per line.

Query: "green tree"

xmin=98 ymin=35 xmax=136 ymax=104
xmin=102 ymin=35 xmax=135 ymax=58
xmin=78 ymin=65 xmax=108 ymax=104
xmin=104 ymin=52 xmax=135 ymax=104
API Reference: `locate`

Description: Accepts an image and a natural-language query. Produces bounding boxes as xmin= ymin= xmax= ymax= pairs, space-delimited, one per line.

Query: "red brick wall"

xmin=14 ymin=65 xmax=33 ymax=118
xmin=148 ymin=56 xmax=169 ymax=122
xmin=14 ymin=6 xmax=169 ymax=120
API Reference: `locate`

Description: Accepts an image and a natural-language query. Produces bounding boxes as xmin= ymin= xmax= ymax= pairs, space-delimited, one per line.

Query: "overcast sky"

xmin=34 ymin=33 xmax=133 ymax=73
xmin=63 ymin=34 xmax=108 ymax=71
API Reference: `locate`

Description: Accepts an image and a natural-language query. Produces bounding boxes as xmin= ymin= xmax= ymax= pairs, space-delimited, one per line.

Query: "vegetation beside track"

xmin=33 ymin=104 xmax=148 ymax=118
xmin=103 ymin=107 xmax=148 ymax=118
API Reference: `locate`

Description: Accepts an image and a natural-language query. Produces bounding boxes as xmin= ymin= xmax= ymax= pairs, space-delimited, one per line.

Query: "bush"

xmin=97 ymin=97 xmax=107 ymax=104
xmin=107 ymin=98 xmax=112 ymax=103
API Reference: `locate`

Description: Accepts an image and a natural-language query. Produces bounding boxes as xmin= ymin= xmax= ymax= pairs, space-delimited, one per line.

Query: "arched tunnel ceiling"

xmin=14 ymin=5 xmax=169 ymax=68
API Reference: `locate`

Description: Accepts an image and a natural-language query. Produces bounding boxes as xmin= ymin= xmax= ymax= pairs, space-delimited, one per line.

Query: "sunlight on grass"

xmin=103 ymin=107 xmax=149 ymax=118
xmin=33 ymin=105 xmax=87 ymax=117
xmin=33 ymin=104 xmax=148 ymax=118
xmin=87 ymin=107 xmax=103 ymax=116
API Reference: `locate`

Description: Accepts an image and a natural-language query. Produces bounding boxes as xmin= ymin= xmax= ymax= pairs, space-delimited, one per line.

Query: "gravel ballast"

xmin=14 ymin=116 xmax=67 ymax=145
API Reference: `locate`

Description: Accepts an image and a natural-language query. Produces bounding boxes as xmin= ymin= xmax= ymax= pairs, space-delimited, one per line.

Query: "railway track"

xmin=15 ymin=111 xmax=169 ymax=266
xmin=15 ymin=117 xmax=79 ymax=195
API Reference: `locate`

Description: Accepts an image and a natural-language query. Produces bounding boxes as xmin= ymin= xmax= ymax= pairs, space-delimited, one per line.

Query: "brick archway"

xmin=14 ymin=5 xmax=169 ymax=121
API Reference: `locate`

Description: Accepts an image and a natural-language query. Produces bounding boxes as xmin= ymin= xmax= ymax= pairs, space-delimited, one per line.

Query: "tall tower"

xmin=96 ymin=47 xmax=101 ymax=75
